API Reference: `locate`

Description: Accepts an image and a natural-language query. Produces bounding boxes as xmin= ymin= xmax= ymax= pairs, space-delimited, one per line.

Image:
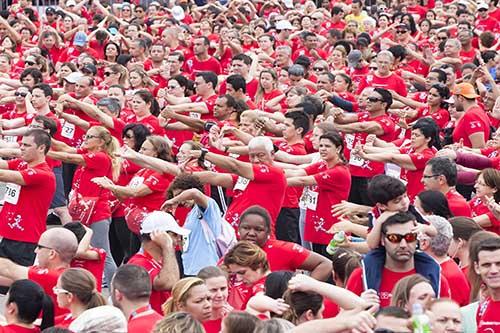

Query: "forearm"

xmin=156 ymin=247 xmax=179 ymax=290
xmin=47 ymin=151 xmax=84 ymax=164
xmin=328 ymin=95 xmax=354 ymax=112
xmin=456 ymin=151 xmax=493 ymax=169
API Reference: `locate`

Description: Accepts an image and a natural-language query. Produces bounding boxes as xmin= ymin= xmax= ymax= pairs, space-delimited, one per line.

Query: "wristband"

xmin=199 ymin=148 xmax=208 ymax=164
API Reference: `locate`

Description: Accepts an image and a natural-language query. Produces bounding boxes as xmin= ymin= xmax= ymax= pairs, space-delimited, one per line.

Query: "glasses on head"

xmin=103 ymin=71 xmax=113 ymax=76
xmin=396 ymin=30 xmax=407 ymax=34
xmin=385 ymin=232 xmax=418 ymax=244
xmin=367 ymin=97 xmax=382 ymax=103
xmin=52 ymin=286 xmax=70 ymax=295
xmin=15 ymin=92 xmax=27 ymax=97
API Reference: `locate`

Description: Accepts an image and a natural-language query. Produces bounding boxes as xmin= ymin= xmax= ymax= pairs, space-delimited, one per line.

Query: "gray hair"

xmin=276 ymin=45 xmax=292 ymax=56
xmin=288 ymin=64 xmax=305 ymax=77
xmin=427 ymin=215 xmax=453 ymax=257
xmin=445 ymin=38 xmax=461 ymax=50
xmin=249 ymin=136 xmax=274 ymax=153
xmin=97 ymin=97 xmax=122 ymax=115
xmin=377 ymin=50 xmax=395 ymax=63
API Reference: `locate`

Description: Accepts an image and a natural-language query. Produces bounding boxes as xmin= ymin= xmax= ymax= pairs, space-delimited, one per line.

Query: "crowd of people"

xmin=0 ymin=0 xmax=499 ymax=331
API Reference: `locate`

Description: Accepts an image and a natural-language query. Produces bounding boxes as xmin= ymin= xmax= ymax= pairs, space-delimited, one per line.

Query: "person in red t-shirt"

xmin=470 ymin=169 xmax=500 ymax=234
xmin=0 ymin=129 xmax=56 ymax=272
xmin=355 ymin=118 xmax=439 ymax=200
xmin=1 ymin=279 xmax=54 ymax=332
xmin=474 ymin=237 xmax=500 ymax=333
xmin=238 ymin=205 xmax=332 ymax=281
xmin=419 ymin=215 xmax=470 ymax=306
xmin=111 ymin=265 xmax=163 ymax=333
xmin=286 ymin=132 xmax=352 ymax=256
xmin=53 ymin=268 xmax=107 ymax=328
xmin=128 ymin=211 xmax=185 ymax=314
xmin=186 ymin=36 xmax=222 ymax=76
xmin=452 ymin=83 xmax=491 ymax=148
xmin=0 ymin=228 xmax=78 ymax=317
xmin=125 ymin=90 xmax=165 ymax=135
xmin=346 ymin=212 xmax=451 ymax=308
xmin=223 ymin=241 xmax=270 ymax=311
xmin=422 ymin=157 xmax=472 ymax=217
xmin=191 ymin=136 xmax=287 ymax=235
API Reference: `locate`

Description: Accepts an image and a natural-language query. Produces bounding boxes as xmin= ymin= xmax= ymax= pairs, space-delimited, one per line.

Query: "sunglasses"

xmin=25 ymin=61 xmax=36 ymax=66
xmin=123 ymin=133 xmax=134 ymax=139
xmin=37 ymin=244 xmax=55 ymax=251
xmin=396 ymin=30 xmax=407 ymax=34
xmin=385 ymin=232 xmax=418 ymax=244
xmin=313 ymin=67 xmax=326 ymax=71
xmin=437 ymin=37 xmax=448 ymax=40
xmin=369 ymin=66 xmax=378 ymax=70
xmin=15 ymin=92 xmax=28 ymax=97
xmin=84 ymin=134 xmax=100 ymax=140
xmin=104 ymin=72 xmax=113 ymax=76
xmin=367 ymin=97 xmax=382 ymax=102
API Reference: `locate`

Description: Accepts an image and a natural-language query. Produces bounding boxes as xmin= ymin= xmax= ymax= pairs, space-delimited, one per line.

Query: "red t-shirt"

xmin=416 ymin=107 xmax=450 ymax=129
xmin=347 ymin=266 xmax=451 ymax=308
xmin=60 ymin=94 xmax=97 ymax=148
xmin=452 ymin=106 xmax=491 ymax=148
xmin=54 ymin=313 xmax=74 ymax=328
xmin=219 ymin=78 xmax=259 ymax=100
xmin=357 ymin=72 xmax=408 ymax=97
xmin=263 ymin=239 xmax=310 ymax=272
xmin=70 ymin=247 xmax=106 ymax=292
xmin=292 ymin=47 xmax=328 ymax=62
xmin=0 ymin=160 xmax=55 ymax=243
xmin=440 ymin=258 xmax=470 ymax=306
xmin=276 ymin=140 xmax=307 ymax=208
xmin=0 ymin=325 xmax=40 ymax=333
xmin=477 ymin=297 xmax=500 ymax=332
xmin=71 ymin=150 xmax=113 ymax=224
xmin=446 ymin=189 xmax=472 ymax=217
xmin=128 ymin=305 xmax=163 ymax=333
xmin=185 ymin=56 xmax=222 ymax=76
xmin=344 ymin=112 xmax=396 ymax=178
xmin=399 ymin=147 xmax=435 ymax=200
xmin=304 ymin=162 xmax=351 ymax=245
xmin=28 ymin=266 xmax=68 ymax=316
xmin=128 ymin=251 xmax=171 ymax=314
xmin=225 ymin=164 xmax=286 ymax=236
xmin=189 ymin=94 xmax=218 ymax=121
xmin=127 ymin=168 xmax=173 ymax=211
xmin=203 ymin=319 xmax=222 ymax=333
xmin=125 ymin=114 xmax=165 ymax=136
xmin=469 ymin=196 xmax=500 ymax=234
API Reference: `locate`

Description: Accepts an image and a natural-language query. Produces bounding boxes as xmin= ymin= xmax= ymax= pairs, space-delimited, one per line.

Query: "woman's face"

xmin=167 ymin=79 xmax=184 ymax=97
xmin=331 ymin=50 xmax=344 ymax=64
xmin=105 ymin=44 xmax=118 ymax=57
xmin=131 ymin=95 xmax=150 ymax=116
xmin=58 ymin=66 xmax=72 ymax=79
xmin=301 ymin=17 xmax=312 ymax=30
xmin=410 ymin=128 xmax=429 ymax=149
xmin=204 ymin=276 xmax=228 ymax=310
xmin=259 ymin=72 xmax=274 ymax=90
xmin=179 ymin=284 xmax=212 ymax=323
xmin=83 ymin=129 xmax=104 ymax=151
xmin=278 ymin=69 xmax=289 ymax=84
xmin=430 ymin=301 xmax=462 ymax=333
xmin=129 ymin=72 xmax=142 ymax=88
xmin=0 ymin=56 xmax=11 ymax=72
xmin=286 ymin=90 xmax=302 ymax=107
xmin=427 ymin=88 xmax=442 ymax=106
xmin=318 ymin=138 xmax=339 ymax=162
xmin=63 ymin=17 xmax=73 ymax=28
xmin=311 ymin=127 xmax=324 ymax=150
xmin=227 ymin=264 xmax=264 ymax=285
xmin=474 ymin=174 xmax=496 ymax=198
xmin=334 ymin=75 xmax=348 ymax=92
xmin=421 ymin=21 xmax=431 ymax=32
xmin=379 ymin=16 xmax=389 ymax=27
xmin=407 ymin=282 xmax=435 ymax=311
xmin=21 ymin=74 xmax=35 ymax=88
xmin=139 ymin=140 xmax=157 ymax=158
xmin=122 ymin=129 xmax=136 ymax=149
xmin=54 ymin=278 xmax=71 ymax=309
xmin=2 ymin=37 xmax=13 ymax=49
xmin=238 ymin=213 xmax=269 ymax=247
xmin=177 ymin=143 xmax=193 ymax=164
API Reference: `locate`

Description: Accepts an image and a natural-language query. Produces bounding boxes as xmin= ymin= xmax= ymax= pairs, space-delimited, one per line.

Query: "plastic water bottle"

xmin=326 ymin=231 xmax=346 ymax=255
xmin=412 ymin=303 xmax=431 ymax=333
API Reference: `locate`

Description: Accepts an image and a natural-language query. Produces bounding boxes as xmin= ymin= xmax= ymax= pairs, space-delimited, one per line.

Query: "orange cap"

xmin=453 ymin=83 xmax=479 ymax=99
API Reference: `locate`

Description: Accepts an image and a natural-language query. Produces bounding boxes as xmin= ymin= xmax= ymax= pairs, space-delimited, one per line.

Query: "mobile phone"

xmin=108 ymin=27 xmax=118 ymax=35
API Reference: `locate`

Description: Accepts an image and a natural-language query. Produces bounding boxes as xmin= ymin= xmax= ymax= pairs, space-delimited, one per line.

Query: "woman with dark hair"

xmin=392 ymin=83 xmax=451 ymax=129
xmin=124 ymin=90 xmax=164 ymax=135
xmin=20 ymin=68 xmax=43 ymax=88
xmin=415 ymin=190 xmax=454 ymax=219
xmin=470 ymin=168 xmax=500 ymax=233
xmin=3 ymin=279 xmax=54 ymax=331
xmin=447 ymin=216 xmax=483 ymax=276
xmin=104 ymin=41 xmax=121 ymax=64
xmin=355 ymin=118 xmax=440 ymax=200
xmin=284 ymin=132 xmax=351 ymax=255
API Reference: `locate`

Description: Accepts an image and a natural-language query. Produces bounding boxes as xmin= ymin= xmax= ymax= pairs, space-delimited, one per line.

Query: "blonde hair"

xmin=153 ymin=312 xmax=205 ymax=333
xmin=162 ymin=277 xmax=205 ymax=315
xmin=90 ymin=126 xmax=121 ymax=181
xmin=129 ymin=66 xmax=157 ymax=88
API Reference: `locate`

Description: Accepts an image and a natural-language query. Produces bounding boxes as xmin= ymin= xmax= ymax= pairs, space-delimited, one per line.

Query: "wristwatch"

xmin=199 ymin=148 xmax=209 ymax=163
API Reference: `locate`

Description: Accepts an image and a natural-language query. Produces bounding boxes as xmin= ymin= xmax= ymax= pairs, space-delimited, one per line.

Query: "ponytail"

xmin=87 ymin=291 xmax=107 ymax=309
xmin=91 ymin=126 xmax=121 ymax=181
xmin=40 ymin=293 xmax=55 ymax=330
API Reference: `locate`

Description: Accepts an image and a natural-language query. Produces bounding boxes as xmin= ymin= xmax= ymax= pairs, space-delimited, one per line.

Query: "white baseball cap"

xmin=171 ymin=6 xmax=185 ymax=21
xmin=66 ymin=0 xmax=77 ymax=6
xmin=276 ymin=20 xmax=295 ymax=30
xmin=140 ymin=211 xmax=191 ymax=236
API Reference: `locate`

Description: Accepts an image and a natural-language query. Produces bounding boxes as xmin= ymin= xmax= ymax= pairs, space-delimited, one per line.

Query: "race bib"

xmin=189 ymin=112 xmax=201 ymax=119
xmin=349 ymin=152 xmax=365 ymax=167
xmin=4 ymin=183 xmax=21 ymax=205
xmin=345 ymin=134 xmax=355 ymax=150
xmin=305 ymin=191 xmax=319 ymax=211
xmin=61 ymin=121 xmax=75 ymax=139
xmin=233 ymin=176 xmax=250 ymax=192
xmin=385 ymin=163 xmax=401 ymax=179
xmin=129 ymin=176 xmax=144 ymax=188
xmin=3 ymin=136 xmax=18 ymax=143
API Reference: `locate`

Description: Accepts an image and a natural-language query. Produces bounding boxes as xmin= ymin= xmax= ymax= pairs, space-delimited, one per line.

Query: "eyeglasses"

xmin=84 ymin=134 xmax=100 ymax=140
xmin=437 ymin=37 xmax=448 ymax=40
xmin=385 ymin=232 xmax=418 ymax=244
xmin=14 ymin=92 xmax=27 ymax=97
xmin=52 ymin=286 xmax=71 ymax=295
xmin=369 ymin=66 xmax=378 ymax=70
xmin=367 ymin=97 xmax=383 ymax=102
xmin=103 ymin=72 xmax=113 ymax=76
xmin=478 ymin=8 xmax=487 ymax=11
xmin=311 ymin=17 xmax=322 ymax=20
xmin=123 ymin=133 xmax=134 ymax=139
xmin=396 ymin=30 xmax=407 ymax=34
xmin=422 ymin=174 xmax=441 ymax=179
xmin=313 ymin=67 xmax=326 ymax=71
xmin=167 ymin=85 xmax=179 ymax=89
xmin=36 ymin=244 xmax=54 ymax=251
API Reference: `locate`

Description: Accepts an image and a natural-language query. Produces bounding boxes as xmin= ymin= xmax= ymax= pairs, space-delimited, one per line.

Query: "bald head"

xmin=42 ymin=228 xmax=78 ymax=264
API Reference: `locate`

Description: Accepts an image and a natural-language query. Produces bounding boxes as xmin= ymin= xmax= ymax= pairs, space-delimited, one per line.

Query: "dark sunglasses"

xmin=367 ymin=97 xmax=383 ymax=102
xmin=313 ymin=67 xmax=326 ymax=71
xmin=25 ymin=61 xmax=36 ymax=66
xmin=437 ymin=37 xmax=448 ymax=40
xmin=123 ymin=133 xmax=134 ymax=139
xmin=396 ymin=30 xmax=407 ymax=34
xmin=385 ymin=232 xmax=418 ymax=244
xmin=369 ymin=66 xmax=378 ymax=70
xmin=15 ymin=92 xmax=28 ymax=97
xmin=104 ymin=71 xmax=113 ymax=76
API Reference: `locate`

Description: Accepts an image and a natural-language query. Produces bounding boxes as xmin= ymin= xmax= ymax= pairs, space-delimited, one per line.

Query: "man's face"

xmin=289 ymin=74 xmax=302 ymax=87
xmin=193 ymin=38 xmax=207 ymax=56
xmin=126 ymin=26 xmax=139 ymax=39
xmin=248 ymin=144 xmax=273 ymax=164
xmin=351 ymin=2 xmax=360 ymax=14
xmin=150 ymin=45 xmax=165 ymax=62
xmin=444 ymin=41 xmax=459 ymax=56
xmin=365 ymin=91 xmax=385 ymax=113
xmin=478 ymin=8 xmax=488 ymax=18
xmin=425 ymin=72 xmax=440 ymax=89
xmin=129 ymin=42 xmax=143 ymax=58
xmin=213 ymin=97 xmax=230 ymax=119
xmin=421 ymin=164 xmax=442 ymax=190
xmin=275 ymin=50 xmax=290 ymax=66
xmin=231 ymin=60 xmax=248 ymax=76
xmin=382 ymin=221 xmax=418 ymax=263
xmin=305 ymin=36 xmax=318 ymax=49
xmin=282 ymin=117 xmax=299 ymax=141
xmin=317 ymin=74 xmax=333 ymax=92
xmin=167 ymin=55 xmax=182 ymax=74
xmin=108 ymin=87 xmax=125 ymax=105
xmin=195 ymin=76 xmax=210 ymax=95
xmin=31 ymin=88 xmax=50 ymax=109
xmin=475 ymin=249 xmax=500 ymax=290
xmin=75 ymin=78 xmax=91 ymax=98
xmin=20 ymin=135 xmax=42 ymax=163
xmin=380 ymin=193 xmax=410 ymax=213
xmin=376 ymin=55 xmax=392 ymax=75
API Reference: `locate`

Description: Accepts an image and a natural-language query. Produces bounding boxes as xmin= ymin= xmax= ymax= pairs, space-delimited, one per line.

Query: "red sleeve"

xmin=439 ymin=275 xmax=451 ymax=298
xmin=409 ymin=150 xmax=434 ymax=169
xmin=7 ymin=159 xmax=22 ymax=170
xmin=463 ymin=113 xmax=488 ymax=136
xmin=143 ymin=172 xmax=171 ymax=192
xmin=374 ymin=116 xmax=396 ymax=137
xmin=83 ymin=152 xmax=110 ymax=170
xmin=283 ymin=242 xmax=310 ymax=268
xmin=19 ymin=167 xmax=50 ymax=186
xmin=313 ymin=166 xmax=349 ymax=191
xmin=252 ymin=164 xmax=281 ymax=183
xmin=346 ymin=267 xmax=364 ymax=296
xmin=304 ymin=162 xmax=322 ymax=176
